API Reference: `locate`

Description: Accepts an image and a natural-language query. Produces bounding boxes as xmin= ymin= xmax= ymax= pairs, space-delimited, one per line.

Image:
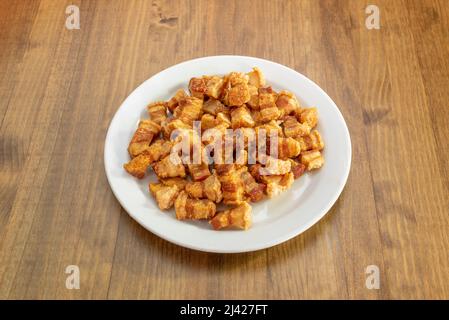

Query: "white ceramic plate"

xmin=104 ymin=55 xmax=351 ymax=253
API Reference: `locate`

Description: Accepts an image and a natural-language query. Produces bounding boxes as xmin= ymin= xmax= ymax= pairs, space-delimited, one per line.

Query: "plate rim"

xmin=104 ymin=55 xmax=352 ymax=253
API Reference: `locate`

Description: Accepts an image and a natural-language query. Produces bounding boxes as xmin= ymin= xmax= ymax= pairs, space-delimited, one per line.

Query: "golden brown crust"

xmin=231 ymin=105 xmax=255 ymax=128
xmin=149 ymin=183 xmax=179 ymax=210
xmin=299 ymin=107 xmax=318 ymax=128
xmin=247 ymin=67 xmax=266 ymax=88
xmin=127 ymin=119 xmax=161 ymax=158
xmin=174 ymin=96 xmax=203 ymax=124
xmin=152 ymin=154 xmax=186 ymax=178
xmin=147 ymin=101 xmax=168 ymax=125
xmin=210 ymin=202 xmax=252 ymax=230
xmin=175 ymin=191 xmax=216 ymax=220
xmin=300 ymin=150 xmax=324 ymax=170
xmin=167 ymin=89 xmax=188 ymax=113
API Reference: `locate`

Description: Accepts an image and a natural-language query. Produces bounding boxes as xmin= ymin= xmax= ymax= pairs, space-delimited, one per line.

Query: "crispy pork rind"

xmin=231 ymin=105 xmax=255 ymax=128
xmin=221 ymin=72 xmax=251 ymax=107
xmin=147 ymin=101 xmax=168 ymax=125
xmin=300 ymin=150 xmax=324 ymax=171
xmin=174 ymin=96 xmax=203 ymax=124
xmin=210 ymin=202 xmax=252 ymax=230
xmin=127 ymin=119 xmax=161 ymax=158
xmin=167 ymin=89 xmax=188 ymax=113
xmin=261 ymin=172 xmax=294 ymax=198
xmin=159 ymin=177 xmax=188 ymax=190
xmin=276 ymin=90 xmax=301 ymax=117
xmin=299 ymin=107 xmax=318 ymax=128
xmin=162 ymin=118 xmax=191 ymax=140
xmin=149 ymin=183 xmax=179 ymax=210
xmin=152 ymin=153 xmax=186 ymax=178
xmin=247 ymin=67 xmax=266 ymax=88
xmin=258 ymin=87 xmax=280 ymax=122
xmin=296 ymin=130 xmax=324 ymax=151
xmin=277 ymin=137 xmax=301 ymax=159
xmin=202 ymin=98 xmax=229 ymax=116
xmin=282 ymin=116 xmax=311 ymax=138
xmin=185 ymin=172 xmax=223 ymax=203
xmin=218 ymin=167 xmax=247 ymax=206
xmin=124 ymin=139 xmax=173 ymax=178
xmin=175 ymin=191 xmax=216 ymax=220
xmin=189 ymin=76 xmax=224 ymax=99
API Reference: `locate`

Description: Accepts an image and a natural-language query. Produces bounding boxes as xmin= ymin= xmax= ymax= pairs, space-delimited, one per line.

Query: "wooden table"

xmin=1 ymin=0 xmax=448 ymax=300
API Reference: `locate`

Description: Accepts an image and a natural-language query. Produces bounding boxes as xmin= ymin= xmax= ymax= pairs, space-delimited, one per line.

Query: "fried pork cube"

xmin=299 ymin=107 xmax=318 ymax=128
xmin=216 ymin=112 xmax=231 ymax=127
xmin=147 ymin=101 xmax=167 ymax=125
xmin=278 ymin=137 xmax=301 ymax=159
xmin=202 ymin=98 xmax=229 ymax=116
xmin=127 ymin=119 xmax=161 ymax=158
xmin=201 ymin=112 xmax=231 ymax=132
xmin=227 ymin=83 xmax=251 ymax=106
xmin=187 ymin=162 xmax=211 ymax=181
xmin=276 ymin=90 xmax=301 ymax=117
xmin=185 ymin=173 xmax=223 ymax=202
xmin=124 ymin=139 xmax=173 ymax=178
xmin=247 ymin=67 xmax=265 ymax=88
xmin=123 ymin=153 xmax=152 ymax=179
xmin=203 ymin=173 xmax=223 ymax=203
xmin=261 ymin=172 xmax=294 ymax=198
xmin=159 ymin=177 xmax=188 ymax=190
xmin=174 ymin=96 xmax=203 ymax=124
xmin=189 ymin=76 xmax=224 ymax=99
xmin=282 ymin=116 xmax=311 ymax=138
xmin=149 ymin=183 xmax=179 ymax=210
xmin=247 ymin=85 xmax=259 ymax=109
xmin=218 ymin=168 xmax=247 ymax=205
xmin=239 ymin=169 xmax=266 ymax=202
xmin=288 ymin=159 xmax=306 ymax=179
xmin=258 ymin=87 xmax=280 ymax=122
xmin=300 ymin=150 xmax=324 ymax=170
xmin=189 ymin=77 xmax=208 ymax=99
xmin=175 ymin=191 xmax=216 ymax=220
xmin=185 ymin=181 xmax=204 ymax=199
xmin=152 ymin=154 xmax=186 ymax=178
xmin=259 ymin=156 xmax=292 ymax=175
xmin=205 ymin=76 xmax=225 ymax=99
xmin=167 ymin=89 xmax=188 ymax=113
xmin=296 ymin=130 xmax=324 ymax=151
xmin=222 ymin=72 xmax=251 ymax=106
xmin=146 ymin=139 xmax=174 ymax=160
xmin=231 ymin=105 xmax=255 ymax=128
xmin=162 ymin=118 xmax=192 ymax=139
xmin=210 ymin=202 xmax=252 ymax=230
xmin=200 ymin=114 xmax=216 ymax=131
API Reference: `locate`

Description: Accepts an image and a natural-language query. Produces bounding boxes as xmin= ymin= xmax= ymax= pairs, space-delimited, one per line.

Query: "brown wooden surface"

xmin=0 ymin=0 xmax=448 ymax=299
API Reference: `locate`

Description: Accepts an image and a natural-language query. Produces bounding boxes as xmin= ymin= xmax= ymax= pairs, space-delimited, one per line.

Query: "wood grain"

xmin=0 ymin=0 xmax=448 ymax=299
